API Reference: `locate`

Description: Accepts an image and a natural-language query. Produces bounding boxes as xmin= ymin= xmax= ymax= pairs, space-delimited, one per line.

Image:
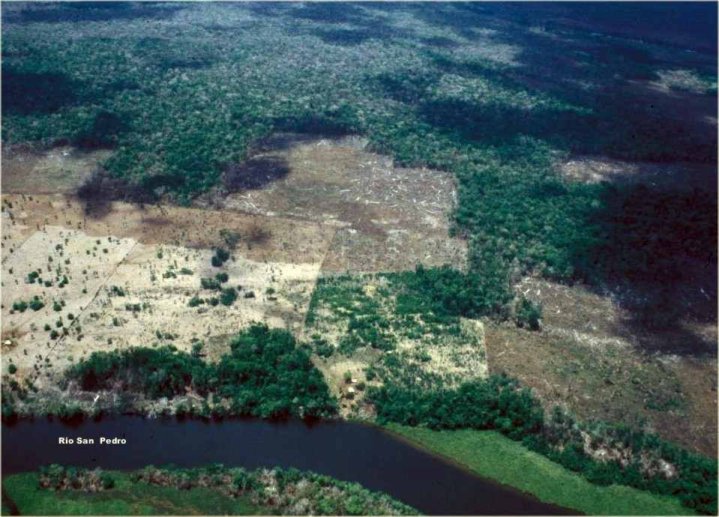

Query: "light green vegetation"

xmin=2 ymin=471 xmax=264 ymax=516
xmin=306 ymin=270 xmax=488 ymax=391
xmin=386 ymin=424 xmax=692 ymax=516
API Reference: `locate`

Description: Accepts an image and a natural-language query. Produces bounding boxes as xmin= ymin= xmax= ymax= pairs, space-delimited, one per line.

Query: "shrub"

xmin=12 ymin=300 xmax=28 ymax=312
xmin=110 ymin=286 xmax=126 ymax=297
xmin=29 ymin=296 xmax=44 ymax=311
xmin=219 ymin=287 xmax=237 ymax=306
xmin=200 ymin=277 xmax=221 ymax=290
xmin=515 ymin=297 xmax=542 ymax=331
xmin=211 ymin=248 xmax=230 ymax=267
xmin=220 ymin=229 xmax=241 ymax=248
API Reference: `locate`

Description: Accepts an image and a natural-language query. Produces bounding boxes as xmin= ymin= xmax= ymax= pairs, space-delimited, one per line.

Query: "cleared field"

xmin=485 ymin=277 xmax=718 ymax=457
xmin=1 ymin=216 xmax=326 ymax=389
xmin=1 ymin=145 xmax=112 ymax=195
xmin=221 ymin=134 xmax=467 ymax=273
xmin=386 ymin=424 xmax=691 ymax=516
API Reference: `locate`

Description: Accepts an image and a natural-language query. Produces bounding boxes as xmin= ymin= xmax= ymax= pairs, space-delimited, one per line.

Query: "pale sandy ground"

xmin=1 ymin=223 xmax=323 ymax=390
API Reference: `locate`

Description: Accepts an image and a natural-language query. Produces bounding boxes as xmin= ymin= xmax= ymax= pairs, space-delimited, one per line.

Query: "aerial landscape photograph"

xmin=0 ymin=1 xmax=717 ymax=515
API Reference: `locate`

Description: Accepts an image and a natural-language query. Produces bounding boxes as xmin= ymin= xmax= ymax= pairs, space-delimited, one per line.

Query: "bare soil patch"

xmin=1 ymin=146 xmax=112 ymax=194
xmin=558 ymin=156 xmax=718 ymax=191
xmin=485 ymin=277 xmax=717 ymax=457
xmin=1 ymin=194 xmax=335 ymax=265
xmin=219 ymin=134 xmax=467 ymax=273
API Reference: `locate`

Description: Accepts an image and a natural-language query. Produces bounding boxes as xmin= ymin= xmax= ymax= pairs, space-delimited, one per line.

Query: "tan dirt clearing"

xmin=485 ymin=277 xmax=717 ymax=457
xmin=219 ymin=134 xmax=467 ymax=273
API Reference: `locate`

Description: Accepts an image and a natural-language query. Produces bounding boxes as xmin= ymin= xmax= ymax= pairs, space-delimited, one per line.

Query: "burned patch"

xmin=76 ymin=170 xmax=156 ymax=218
xmin=222 ymin=156 xmax=290 ymax=191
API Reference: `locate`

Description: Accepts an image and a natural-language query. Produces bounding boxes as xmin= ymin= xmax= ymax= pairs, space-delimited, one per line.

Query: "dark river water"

xmin=2 ymin=417 xmax=576 ymax=515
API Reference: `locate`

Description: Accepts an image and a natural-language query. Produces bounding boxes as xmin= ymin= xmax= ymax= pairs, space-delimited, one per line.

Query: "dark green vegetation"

xmin=2 ymin=2 xmax=716 ymax=334
xmin=10 ymin=296 xmax=44 ymax=313
xmin=66 ymin=324 xmax=337 ymax=419
xmin=305 ymin=271 xmax=489 ymax=391
xmin=211 ymin=248 xmax=230 ymax=268
xmin=370 ymin=376 xmax=717 ymax=515
xmin=195 ymin=272 xmax=236 ymax=306
xmin=515 ymin=297 xmax=542 ymax=331
xmin=2 ymin=470 xmax=263 ymax=516
xmin=387 ymin=425 xmax=689 ymax=515
xmin=2 ymin=465 xmax=416 ymax=516
xmin=307 ymin=269 xmax=488 ymax=352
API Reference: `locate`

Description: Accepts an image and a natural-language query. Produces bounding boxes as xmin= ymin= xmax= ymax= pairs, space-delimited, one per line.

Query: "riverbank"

xmin=384 ymin=424 xmax=691 ymax=516
xmin=2 ymin=471 xmax=265 ymax=516
xmin=1 ymin=416 xmax=571 ymax=515
xmin=2 ymin=464 xmax=417 ymax=516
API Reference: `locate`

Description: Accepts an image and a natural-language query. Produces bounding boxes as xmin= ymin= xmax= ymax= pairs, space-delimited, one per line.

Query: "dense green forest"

xmin=2 ymin=2 xmax=716 ymax=324
xmin=66 ymin=324 xmax=337 ymax=419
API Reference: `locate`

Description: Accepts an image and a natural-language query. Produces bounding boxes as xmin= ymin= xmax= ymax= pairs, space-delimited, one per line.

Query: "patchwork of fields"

xmin=1 ymin=2 xmax=717 ymax=515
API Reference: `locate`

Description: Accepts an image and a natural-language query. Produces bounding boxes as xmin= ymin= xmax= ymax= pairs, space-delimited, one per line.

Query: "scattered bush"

xmin=219 ymin=287 xmax=237 ymax=306
xmin=12 ymin=300 xmax=28 ymax=313
xmin=211 ymin=248 xmax=230 ymax=268
xmin=200 ymin=277 xmax=221 ymax=290
xmin=515 ymin=297 xmax=542 ymax=331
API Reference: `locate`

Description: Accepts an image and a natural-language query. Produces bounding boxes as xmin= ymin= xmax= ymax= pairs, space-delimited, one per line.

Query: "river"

xmin=2 ymin=417 xmax=575 ymax=515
